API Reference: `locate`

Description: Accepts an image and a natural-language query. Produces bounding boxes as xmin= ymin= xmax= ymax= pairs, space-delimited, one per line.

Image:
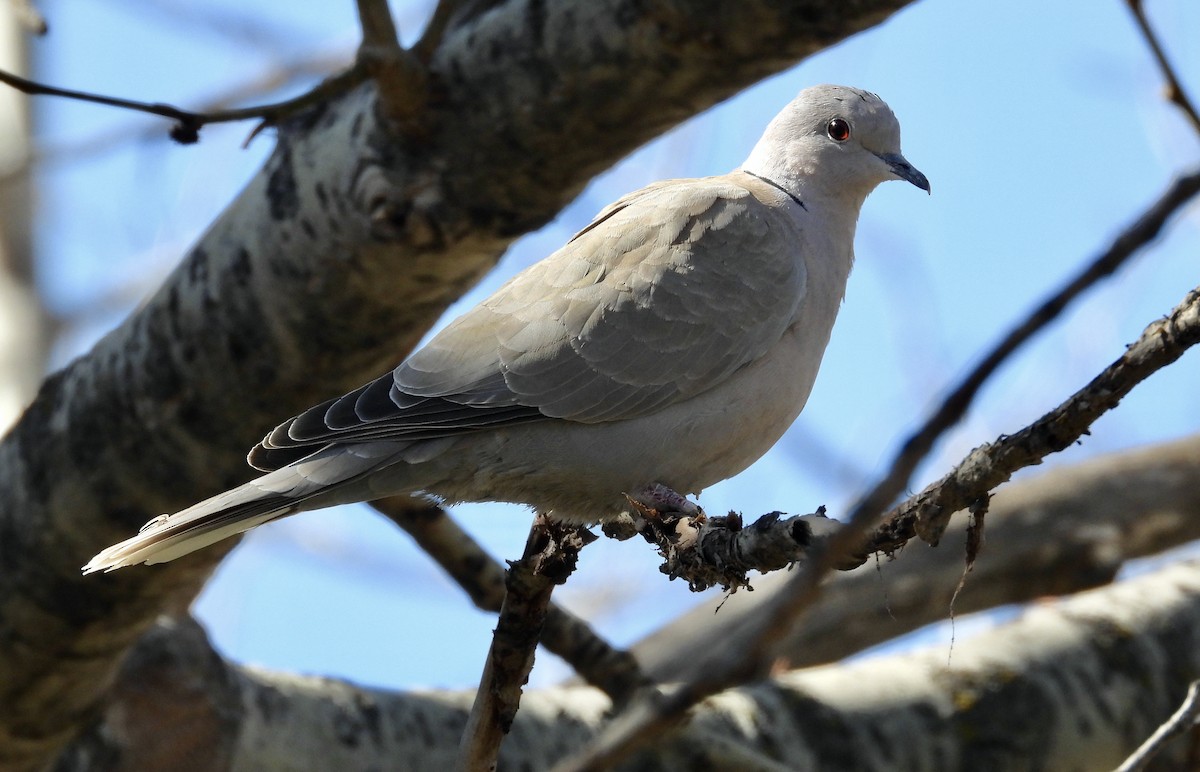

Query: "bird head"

xmin=742 ymin=84 xmax=930 ymax=201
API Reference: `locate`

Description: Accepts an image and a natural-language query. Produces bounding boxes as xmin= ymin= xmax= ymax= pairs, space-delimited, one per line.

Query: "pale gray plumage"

xmin=84 ymin=84 xmax=928 ymax=573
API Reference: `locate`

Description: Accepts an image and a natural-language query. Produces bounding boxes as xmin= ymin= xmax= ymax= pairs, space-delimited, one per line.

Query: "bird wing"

xmin=250 ymin=176 xmax=807 ymax=470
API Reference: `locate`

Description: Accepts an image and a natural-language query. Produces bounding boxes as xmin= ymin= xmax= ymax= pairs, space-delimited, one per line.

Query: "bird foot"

xmin=629 ymin=483 xmax=704 ymax=518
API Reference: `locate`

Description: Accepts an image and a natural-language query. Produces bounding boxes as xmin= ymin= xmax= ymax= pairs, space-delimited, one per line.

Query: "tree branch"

xmin=874 ymin=290 xmax=1200 ymax=560
xmin=354 ymin=0 xmax=428 ymax=133
xmin=1125 ymin=0 xmax=1200 ymax=134
xmin=605 ymin=502 xmax=852 ymax=593
xmin=373 ymin=498 xmax=651 ymax=705
xmin=0 ymin=0 xmax=426 ymax=144
xmin=0 ymin=65 xmax=370 ymax=144
xmin=0 ymin=50 xmax=352 ymax=188
xmin=633 ymin=433 xmax=1200 ymax=681
xmin=56 ymin=561 xmax=1200 ymax=771
xmin=458 ymin=515 xmax=595 ymax=770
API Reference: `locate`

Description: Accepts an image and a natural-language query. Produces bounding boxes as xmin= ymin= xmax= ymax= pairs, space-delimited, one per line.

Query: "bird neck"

xmin=739 ymin=156 xmax=871 ymax=217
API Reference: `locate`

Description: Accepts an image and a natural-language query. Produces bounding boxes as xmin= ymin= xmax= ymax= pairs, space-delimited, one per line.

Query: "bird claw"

xmin=629 ymin=483 xmax=704 ymax=519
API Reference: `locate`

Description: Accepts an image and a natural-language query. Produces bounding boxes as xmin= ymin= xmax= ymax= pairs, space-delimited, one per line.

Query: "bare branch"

xmin=0 ymin=65 xmax=369 ymax=143
xmin=633 ymin=434 xmax=1200 ymax=682
xmin=356 ymin=0 xmax=401 ymax=51
xmin=458 ymin=515 xmax=595 ymax=771
xmin=55 ymin=561 xmax=1200 ymax=770
xmin=867 ymin=167 xmax=1200 ymax=554
xmin=372 ymin=498 xmax=651 ymax=705
xmin=1117 ymin=680 xmax=1200 ymax=772
xmin=1125 ymin=0 xmax=1200 ymax=134
xmin=0 ymin=50 xmax=350 ymax=187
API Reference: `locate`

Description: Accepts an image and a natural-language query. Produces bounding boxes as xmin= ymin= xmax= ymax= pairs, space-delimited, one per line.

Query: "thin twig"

xmin=356 ymin=0 xmax=401 ymax=51
xmin=0 ymin=1 xmax=428 ymax=145
xmin=0 ymin=65 xmax=368 ymax=144
xmin=457 ymin=514 xmax=595 ymax=771
xmin=0 ymin=51 xmax=350 ymax=186
xmin=1117 ymin=680 xmax=1200 ymax=772
xmin=1125 ymin=0 xmax=1200 ymax=134
xmin=870 ymin=168 xmax=1200 ymax=554
xmin=372 ymin=498 xmax=650 ymax=705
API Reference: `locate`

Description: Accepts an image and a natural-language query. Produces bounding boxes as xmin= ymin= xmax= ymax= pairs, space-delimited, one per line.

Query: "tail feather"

xmin=83 ymin=443 xmax=400 ymax=572
xmin=83 ymin=496 xmax=296 ymax=572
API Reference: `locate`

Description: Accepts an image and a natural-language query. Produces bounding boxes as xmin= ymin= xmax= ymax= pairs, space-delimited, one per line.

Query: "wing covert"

xmin=250 ymin=176 xmax=808 ymax=471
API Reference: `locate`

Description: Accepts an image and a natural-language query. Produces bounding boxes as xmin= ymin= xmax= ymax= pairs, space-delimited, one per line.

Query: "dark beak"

xmin=876 ymin=152 xmax=930 ymax=194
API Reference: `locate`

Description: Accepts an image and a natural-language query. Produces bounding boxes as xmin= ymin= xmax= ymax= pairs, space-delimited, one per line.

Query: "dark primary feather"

xmin=248 ymin=372 xmax=544 ymax=471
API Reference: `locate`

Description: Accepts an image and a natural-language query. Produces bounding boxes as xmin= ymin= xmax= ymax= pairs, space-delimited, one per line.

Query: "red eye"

xmin=826 ymin=118 xmax=851 ymax=142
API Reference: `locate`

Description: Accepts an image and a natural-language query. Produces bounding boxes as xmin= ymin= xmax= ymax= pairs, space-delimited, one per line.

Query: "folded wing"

xmin=250 ymin=177 xmax=807 ymax=470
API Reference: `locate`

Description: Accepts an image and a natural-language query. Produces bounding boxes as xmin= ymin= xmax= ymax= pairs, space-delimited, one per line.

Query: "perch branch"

xmin=372 ymin=498 xmax=650 ymax=705
xmin=607 ymin=500 xmax=853 ymax=593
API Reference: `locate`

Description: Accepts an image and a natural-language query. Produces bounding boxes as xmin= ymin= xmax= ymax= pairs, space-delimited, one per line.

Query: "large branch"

xmin=61 ymin=559 xmax=1200 ymax=770
xmin=0 ymin=1 xmax=918 ymax=767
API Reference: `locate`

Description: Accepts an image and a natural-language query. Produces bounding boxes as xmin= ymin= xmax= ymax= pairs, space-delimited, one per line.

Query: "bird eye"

xmin=826 ymin=118 xmax=851 ymax=142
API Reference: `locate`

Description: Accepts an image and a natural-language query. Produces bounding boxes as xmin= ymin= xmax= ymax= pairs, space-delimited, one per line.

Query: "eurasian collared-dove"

xmin=84 ymin=84 xmax=928 ymax=573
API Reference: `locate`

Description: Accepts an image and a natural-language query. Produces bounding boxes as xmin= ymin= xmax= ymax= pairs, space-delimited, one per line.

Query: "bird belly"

xmin=415 ymin=321 xmax=828 ymax=521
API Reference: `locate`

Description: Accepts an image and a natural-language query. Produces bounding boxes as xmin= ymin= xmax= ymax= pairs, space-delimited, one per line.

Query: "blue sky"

xmin=23 ymin=0 xmax=1200 ymax=689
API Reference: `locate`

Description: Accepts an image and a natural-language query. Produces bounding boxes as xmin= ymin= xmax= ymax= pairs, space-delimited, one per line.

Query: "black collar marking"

xmin=742 ymin=170 xmax=807 ymax=211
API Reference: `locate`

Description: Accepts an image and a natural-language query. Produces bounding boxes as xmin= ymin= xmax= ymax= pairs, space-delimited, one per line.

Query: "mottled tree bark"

xmin=59 ymin=553 xmax=1200 ymax=771
xmin=0 ymin=1 xmax=918 ymax=769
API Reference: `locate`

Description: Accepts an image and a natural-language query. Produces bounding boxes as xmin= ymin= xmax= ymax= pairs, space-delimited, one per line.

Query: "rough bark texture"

xmin=58 ymin=556 xmax=1200 ymax=770
xmin=0 ymin=1 xmax=919 ymax=768
xmin=634 ymin=433 xmax=1200 ymax=681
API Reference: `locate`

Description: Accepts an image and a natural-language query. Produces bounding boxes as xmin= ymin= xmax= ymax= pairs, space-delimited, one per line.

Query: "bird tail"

xmin=83 ymin=444 xmax=397 ymax=573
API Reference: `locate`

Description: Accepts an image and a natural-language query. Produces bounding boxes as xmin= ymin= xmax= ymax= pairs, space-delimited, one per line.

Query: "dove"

xmin=84 ymin=84 xmax=929 ymax=573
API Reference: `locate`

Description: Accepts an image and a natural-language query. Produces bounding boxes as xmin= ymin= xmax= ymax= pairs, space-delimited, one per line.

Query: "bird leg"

xmin=630 ymin=483 xmax=704 ymax=519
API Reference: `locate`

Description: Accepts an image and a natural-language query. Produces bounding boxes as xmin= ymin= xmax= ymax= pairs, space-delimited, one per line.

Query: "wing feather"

xmin=249 ymin=175 xmax=807 ymax=471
